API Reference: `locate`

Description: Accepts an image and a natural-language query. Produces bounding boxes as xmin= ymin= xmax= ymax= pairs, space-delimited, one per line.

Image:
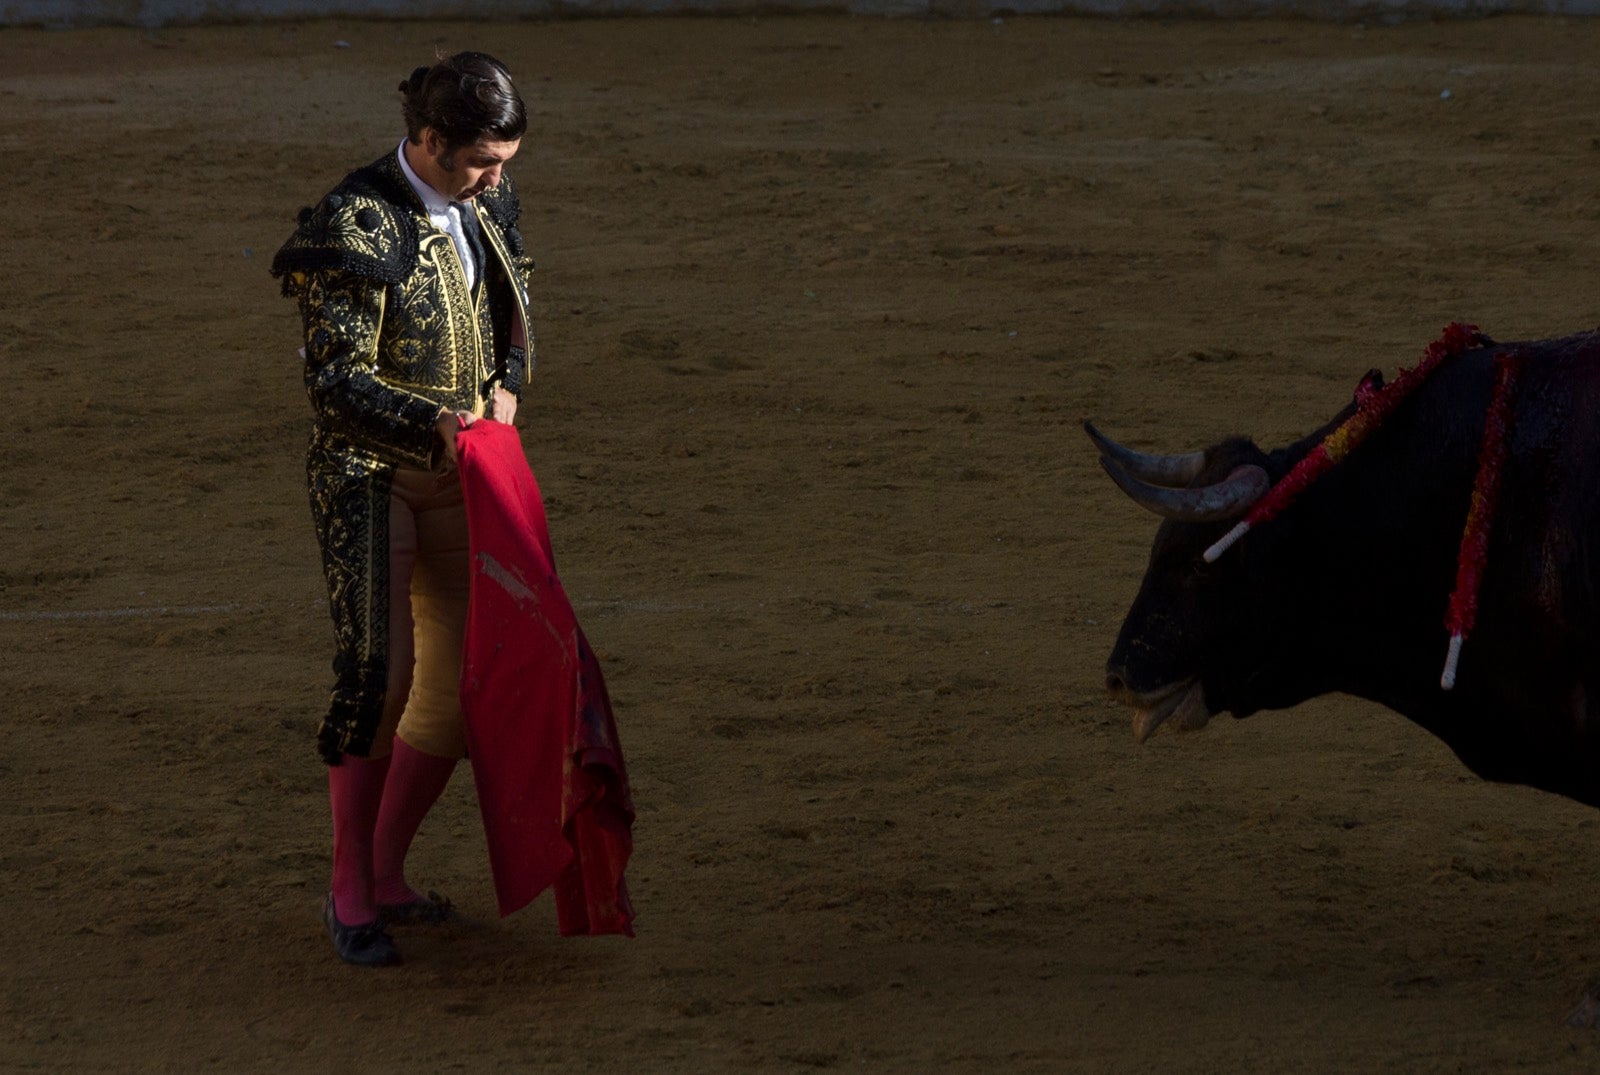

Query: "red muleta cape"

xmin=455 ymin=420 xmax=635 ymax=936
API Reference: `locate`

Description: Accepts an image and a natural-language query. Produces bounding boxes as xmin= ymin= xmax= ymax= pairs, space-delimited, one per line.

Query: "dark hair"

xmin=399 ymin=51 xmax=526 ymax=148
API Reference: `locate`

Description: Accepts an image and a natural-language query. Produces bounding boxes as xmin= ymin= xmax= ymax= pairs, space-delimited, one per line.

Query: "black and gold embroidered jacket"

xmin=271 ymin=148 xmax=535 ymax=763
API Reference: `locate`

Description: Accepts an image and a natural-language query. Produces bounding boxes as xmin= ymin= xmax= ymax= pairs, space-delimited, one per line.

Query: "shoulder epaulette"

xmin=271 ymin=159 xmax=419 ymax=291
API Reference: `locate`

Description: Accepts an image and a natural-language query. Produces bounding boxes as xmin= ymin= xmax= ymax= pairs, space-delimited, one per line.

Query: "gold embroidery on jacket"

xmin=274 ymin=151 xmax=533 ymax=761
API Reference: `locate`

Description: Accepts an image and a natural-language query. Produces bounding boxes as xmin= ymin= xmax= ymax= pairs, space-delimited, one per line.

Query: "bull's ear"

xmin=1356 ymin=368 xmax=1385 ymax=404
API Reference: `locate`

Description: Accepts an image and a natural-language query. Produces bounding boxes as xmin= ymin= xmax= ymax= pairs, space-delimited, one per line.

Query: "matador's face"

xmin=418 ymin=130 xmax=522 ymax=202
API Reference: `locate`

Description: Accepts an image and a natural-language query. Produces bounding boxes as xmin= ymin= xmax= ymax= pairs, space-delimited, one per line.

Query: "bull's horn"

xmin=1100 ymin=457 xmax=1270 ymax=522
xmin=1083 ymin=421 xmax=1206 ymax=487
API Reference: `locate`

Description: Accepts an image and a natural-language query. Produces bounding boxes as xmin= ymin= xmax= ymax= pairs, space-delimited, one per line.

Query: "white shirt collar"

xmin=396 ymin=139 xmax=454 ymax=216
xmin=395 ymin=139 xmax=479 ymax=291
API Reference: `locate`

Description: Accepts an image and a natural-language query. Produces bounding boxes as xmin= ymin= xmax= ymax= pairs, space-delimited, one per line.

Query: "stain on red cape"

xmin=455 ymin=420 xmax=634 ymax=936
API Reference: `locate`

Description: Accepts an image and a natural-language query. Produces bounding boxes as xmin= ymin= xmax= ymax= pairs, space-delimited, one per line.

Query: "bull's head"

xmin=1087 ymin=422 xmax=1278 ymax=742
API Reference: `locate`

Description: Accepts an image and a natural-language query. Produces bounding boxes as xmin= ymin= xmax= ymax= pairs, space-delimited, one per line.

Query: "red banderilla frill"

xmin=1203 ymin=322 xmax=1484 ymax=563
xmin=1197 ymin=321 xmax=1525 ymax=693
xmin=1440 ymin=349 xmax=1525 ymax=690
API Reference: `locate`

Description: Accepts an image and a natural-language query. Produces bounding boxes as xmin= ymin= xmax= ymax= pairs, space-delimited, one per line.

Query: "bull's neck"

xmin=1250 ymin=410 xmax=1479 ymax=722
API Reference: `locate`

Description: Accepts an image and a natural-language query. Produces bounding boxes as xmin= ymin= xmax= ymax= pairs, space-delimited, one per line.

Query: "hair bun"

xmin=398 ymin=65 xmax=430 ymax=95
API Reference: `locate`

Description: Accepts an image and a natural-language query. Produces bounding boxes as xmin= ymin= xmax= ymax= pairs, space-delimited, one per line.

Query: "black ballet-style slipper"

xmin=323 ymin=893 xmax=401 ymax=967
xmin=378 ymin=890 xmax=458 ymax=926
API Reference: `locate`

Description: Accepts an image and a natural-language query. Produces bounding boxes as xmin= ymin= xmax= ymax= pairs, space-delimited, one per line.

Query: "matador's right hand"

xmin=434 ymin=409 xmax=477 ymax=466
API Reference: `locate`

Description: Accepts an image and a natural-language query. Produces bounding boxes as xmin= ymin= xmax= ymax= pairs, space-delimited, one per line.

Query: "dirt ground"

xmin=6 ymin=12 xmax=1600 ymax=1071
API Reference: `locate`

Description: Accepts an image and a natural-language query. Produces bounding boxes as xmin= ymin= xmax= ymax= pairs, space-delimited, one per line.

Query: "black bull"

xmin=1092 ymin=328 xmax=1600 ymax=809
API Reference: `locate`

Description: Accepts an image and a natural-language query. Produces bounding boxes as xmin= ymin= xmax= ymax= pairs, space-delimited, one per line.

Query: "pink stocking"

xmin=372 ymin=737 xmax=457 ymax=906
xmin=327 ymin=752 xmax=392 ymax=926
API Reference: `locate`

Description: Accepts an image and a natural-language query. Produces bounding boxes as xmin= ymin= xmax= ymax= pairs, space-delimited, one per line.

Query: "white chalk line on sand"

xmin=0 ymin=594 xmax=1023 ymax=624
xmin=0 ymin=602 xmax=251 ymax=623
xmin=0 ymin=597 xmax=704 ymax=624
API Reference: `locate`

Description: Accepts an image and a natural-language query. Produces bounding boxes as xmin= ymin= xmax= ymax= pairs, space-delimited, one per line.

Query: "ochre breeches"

xmin=370 ymin=467 xmax=470 ymax=760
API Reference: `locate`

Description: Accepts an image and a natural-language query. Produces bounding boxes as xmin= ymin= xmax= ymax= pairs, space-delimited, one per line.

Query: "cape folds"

xmin=455 ymin=420 xmax=635 ymax=935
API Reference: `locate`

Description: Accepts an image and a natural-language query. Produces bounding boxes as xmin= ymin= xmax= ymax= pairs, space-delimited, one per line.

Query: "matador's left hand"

xmin=489 ymin=386 xmax=518 ymax=425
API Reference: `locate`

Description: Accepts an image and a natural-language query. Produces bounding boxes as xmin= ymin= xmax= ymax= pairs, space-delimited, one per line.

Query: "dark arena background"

xmin=5 ymin=6 xmax=1600 ymax=1069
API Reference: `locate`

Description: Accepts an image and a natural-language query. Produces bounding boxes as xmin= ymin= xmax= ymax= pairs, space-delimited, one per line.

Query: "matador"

xmin=270 ymin=51 xmax=533 ymax=966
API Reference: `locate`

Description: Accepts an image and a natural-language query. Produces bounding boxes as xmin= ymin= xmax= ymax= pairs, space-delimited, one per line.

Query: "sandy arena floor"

xmin=5 ymin=12 xmax=1600 ymax=1070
